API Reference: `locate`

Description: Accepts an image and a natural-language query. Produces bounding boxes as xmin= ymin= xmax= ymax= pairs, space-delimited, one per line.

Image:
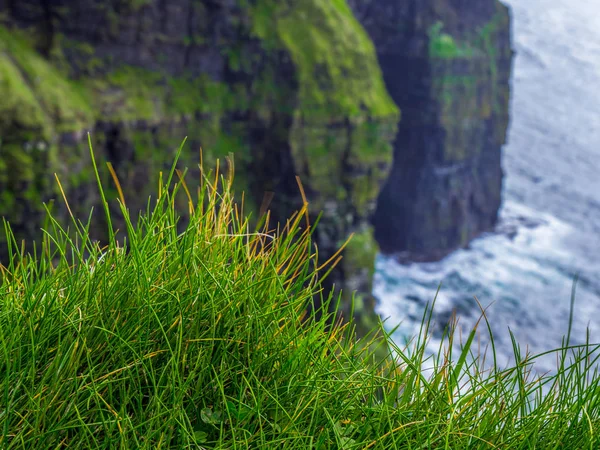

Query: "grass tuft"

xmin=1 ymin=140 xmax=600 ymax=448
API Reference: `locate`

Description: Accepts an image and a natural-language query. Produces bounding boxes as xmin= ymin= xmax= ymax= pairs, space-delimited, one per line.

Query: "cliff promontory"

xmin=351 ymin=0 xmax=513 ymax=261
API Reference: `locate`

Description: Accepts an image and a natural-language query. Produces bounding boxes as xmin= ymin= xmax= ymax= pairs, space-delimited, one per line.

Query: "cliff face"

xmin=0 ymin=0 xmax=513 ymax=323
xmin=350 ymin=0 xmax=513 ymax=261
xmin=0 ymin=1 xmax=397 ymax=321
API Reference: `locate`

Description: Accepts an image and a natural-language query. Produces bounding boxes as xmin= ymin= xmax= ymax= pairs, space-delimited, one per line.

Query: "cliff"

xmin=0 ymin=1 xmax=397 ymax=325
xmin=350 ymin=0 xmax=513 ymax=261
xmin=0 ymin=0 xmax=512 ymax=321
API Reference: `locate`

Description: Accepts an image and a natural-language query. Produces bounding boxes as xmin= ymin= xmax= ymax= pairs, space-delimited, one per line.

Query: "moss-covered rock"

xmin=246 ymin=0 xmax=398 ymax=216
xmin=0 ymin=25 xmax=95 ymax=247
xmin=0 ymin=28 xmax=94 ymax=135
xmin=250 ymin=0 xmax=396 ymax=120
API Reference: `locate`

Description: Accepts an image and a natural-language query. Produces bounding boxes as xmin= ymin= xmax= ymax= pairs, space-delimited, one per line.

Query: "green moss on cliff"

xmin=433 ymin=74 xmax=483 ymax=161
xmin=428 ymin=7 xmax=510 ymax=162
xmin=249 ymin=0 xmax=397 ymax=122
xmin=343 ymin=226 xmax=378 ymax=279
xmin=0 ymin=143 xmax=35 ymax=185
xmin=87 ymin=68 xmax=240 ymax=122
xmin=0 ymin=20 xmax=260 ymax=241
xmin=0 ymin=25 xmax=95 ymax=234
xmin=0 ymin=24 xmax=245 ymax=130
xmin=478 ymin=7 xmax=511 ymax=118
xmin=428 ymin=22 xmax=475 ymax=59
xmin=0 ymin=54 xmax=49 ymax=138
xmin=247 ymin=0 xmax=398 ymax=214
xmin=0 ymin=27 xmax=94 ymax=134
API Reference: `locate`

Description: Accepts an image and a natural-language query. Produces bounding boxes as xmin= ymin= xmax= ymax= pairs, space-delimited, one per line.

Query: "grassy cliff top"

xmin=1 ymin=143 xmax=599 ymax=448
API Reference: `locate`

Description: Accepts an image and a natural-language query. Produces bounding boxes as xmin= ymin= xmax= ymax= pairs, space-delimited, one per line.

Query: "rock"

xmin=350 ymin=0 xmax=514 ymax=261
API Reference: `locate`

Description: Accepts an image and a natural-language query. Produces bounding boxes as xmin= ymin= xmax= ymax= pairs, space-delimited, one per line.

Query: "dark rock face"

xmin=350 ymin=0 xmax=513 ymax=261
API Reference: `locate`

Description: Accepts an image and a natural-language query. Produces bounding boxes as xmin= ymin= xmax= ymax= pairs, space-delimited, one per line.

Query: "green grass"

xmin=1 ymin=139 xmax=600 ymax=448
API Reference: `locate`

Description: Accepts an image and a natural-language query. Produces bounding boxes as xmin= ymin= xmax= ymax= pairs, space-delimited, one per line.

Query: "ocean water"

xmin=374 ymin=0 xmax=600 ymax=373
